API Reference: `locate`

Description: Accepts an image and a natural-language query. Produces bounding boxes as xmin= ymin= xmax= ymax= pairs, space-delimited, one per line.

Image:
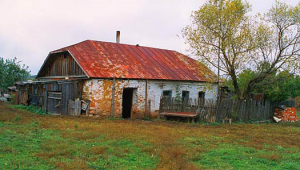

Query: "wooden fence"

xmin=159 ymin=97 xmax=205 ymax=113
xmin=215 ymin=99 xmax=273 ymax=122
xmin=159 ymin=96 xmax=295 ymax=122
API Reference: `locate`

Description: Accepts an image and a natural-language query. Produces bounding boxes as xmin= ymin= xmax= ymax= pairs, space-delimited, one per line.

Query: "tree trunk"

xmin=230 ymin=69 xmax=242 ymax=100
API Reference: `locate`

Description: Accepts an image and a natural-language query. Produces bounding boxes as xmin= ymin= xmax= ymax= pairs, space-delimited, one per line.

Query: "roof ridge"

xmin=52 ymin=40 xmax=92 ymax=52
xmin=88 ymin=39 xmax=177 ymax=53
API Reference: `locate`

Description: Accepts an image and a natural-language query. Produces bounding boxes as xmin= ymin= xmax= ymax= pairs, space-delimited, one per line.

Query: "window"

xmin=162 ymin=90 xmax=172 ymax=97
xmin=198 ymin=91 xmax=205 ymax=106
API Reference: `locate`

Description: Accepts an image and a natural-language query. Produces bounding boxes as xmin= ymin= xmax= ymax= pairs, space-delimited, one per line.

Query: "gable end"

xmin=36 ymin=51 xmax=88 ymax=80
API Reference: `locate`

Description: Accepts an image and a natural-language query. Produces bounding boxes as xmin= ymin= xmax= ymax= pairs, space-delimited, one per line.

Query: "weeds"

xmin=10 ymin=104 xmax=46 ymax=115
xmin=13 ymin=116 xmax=21 ymax=122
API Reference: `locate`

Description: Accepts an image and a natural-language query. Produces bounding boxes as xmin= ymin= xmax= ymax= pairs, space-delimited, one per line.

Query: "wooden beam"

xmin=160 ymin=112 xmax=198 ymax=118
xmin=110 ymin=79 xmax=116 ymax=118
xmin=45 ymin=85 xmax=48 ymax=114
xmin=39 ymin=75 xmax=87 ymax=79
xmin=145 ymin=80 xmax=148 ymax=119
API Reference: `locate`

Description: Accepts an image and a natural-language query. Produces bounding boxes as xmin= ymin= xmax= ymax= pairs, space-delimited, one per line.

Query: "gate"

xmin=47 ymin=91 xmax=63 ymax=115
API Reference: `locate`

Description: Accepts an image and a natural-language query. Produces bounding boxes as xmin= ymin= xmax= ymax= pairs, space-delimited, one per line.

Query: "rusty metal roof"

xmin=54 ymin=40 xmax=216 ymax=82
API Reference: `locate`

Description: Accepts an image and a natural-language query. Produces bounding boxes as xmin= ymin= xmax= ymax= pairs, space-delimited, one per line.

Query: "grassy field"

xmin=1 ymin=102 xmax=300 ymax=170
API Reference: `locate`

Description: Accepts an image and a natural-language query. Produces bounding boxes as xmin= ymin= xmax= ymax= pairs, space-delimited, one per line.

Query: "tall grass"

xmin=10 ymin=104 xmax=46 ymax=115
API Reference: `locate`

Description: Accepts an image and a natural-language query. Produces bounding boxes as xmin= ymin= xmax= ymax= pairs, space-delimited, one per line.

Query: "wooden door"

xmin=47 ymin=91 xmax=63 ymax=115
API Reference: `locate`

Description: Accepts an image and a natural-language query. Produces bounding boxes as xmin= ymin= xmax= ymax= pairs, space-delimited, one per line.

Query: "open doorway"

xmin=122 ymin=88 xmax=134 ymax=118
xmin=198 ymin=91 xmax=205 ymax=107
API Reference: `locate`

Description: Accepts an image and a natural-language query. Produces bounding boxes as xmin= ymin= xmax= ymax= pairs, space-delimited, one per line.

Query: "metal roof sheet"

xmin=54 ymin=40 xmax=216 ymax=82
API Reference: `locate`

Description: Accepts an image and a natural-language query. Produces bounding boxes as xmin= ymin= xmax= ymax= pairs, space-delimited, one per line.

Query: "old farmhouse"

xmin=15 ymin=34 xmax=218 ymax=118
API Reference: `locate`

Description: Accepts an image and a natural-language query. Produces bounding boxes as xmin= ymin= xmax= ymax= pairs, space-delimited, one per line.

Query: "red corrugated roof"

xmin=54 ymin=40 xmax=216 ymax=82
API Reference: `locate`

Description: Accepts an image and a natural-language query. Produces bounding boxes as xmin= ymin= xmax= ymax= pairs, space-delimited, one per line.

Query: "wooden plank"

xmin=160 ymin=112 xmax=198 ymax=118
xmin=85 ymin=100 xmax=90 ymax=116
xmin=45 ymin=86 xmax=48 ymax=113
xmin=68 ymin=99 xmax=74 ymax=116
xmin=159 ymin=96 xmax=164 ymax=114
xmin=74 ymin=98 xmax=81 ymax=116
xmin=48 ymin=92 xmax=62 ymax=95
xmin=62 ymin=82 xmax=66 ymax=116
xmin=48 ymin=97 xmax=62 ymax=100
xmin=40 ymin=75 xmax=87 ymax=79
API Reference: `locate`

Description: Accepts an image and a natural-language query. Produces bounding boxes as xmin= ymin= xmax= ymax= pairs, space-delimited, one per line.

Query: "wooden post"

xmin=148 ymin=100 xmax=151 ymax=118
xmin=45 ymin=84 xmax=48 ymax=114
xmin=61 ymin=82 xmax=64 ymax=116
xmin=159 ymin=96 xmax=164 ymax=119
xmin=14 ymin=91 xmax=19 ymax=105
xmin=86 ymin=100 xmax=90 ymax=117
xmin=110 ymin=78 xmax=116 ymax=118
xmin=68 ymin=99 xmax=73 ymax=116
xmin=76 ymin=98 xmax=81 ymax=116
xmin=145 ymin=80 xmax=148 ymax=119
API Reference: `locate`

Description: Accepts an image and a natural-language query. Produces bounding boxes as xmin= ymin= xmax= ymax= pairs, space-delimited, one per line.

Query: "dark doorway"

xmin=122 ymin=88 xmax=134 ymax=118
xmin=182 ymin=91 xmax=190 ymax=105
xmin=182 ymin=91 xmax=190 ymax=100
xmin=199 ymin=91 xmax=205 ymax=106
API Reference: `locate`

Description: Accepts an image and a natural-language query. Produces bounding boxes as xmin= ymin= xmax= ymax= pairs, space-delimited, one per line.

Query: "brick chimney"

xmin=116 ymin=31 xmax=120 ymax=43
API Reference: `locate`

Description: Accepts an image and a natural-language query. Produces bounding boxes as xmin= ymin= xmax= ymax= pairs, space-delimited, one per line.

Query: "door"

xmin=47 ymin=91 xmax=63 ymax=115
xmin=182 ymin=91 xmax=190 ymax=105
xmin=199 ymin=91 xmax=205 ymax=106
xmin=122 ymin=88 xmax=134 ymax=118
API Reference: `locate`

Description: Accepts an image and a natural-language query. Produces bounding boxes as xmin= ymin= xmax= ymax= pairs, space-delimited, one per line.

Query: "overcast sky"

xmin=0 ymin=0 xmax=298 ymax=75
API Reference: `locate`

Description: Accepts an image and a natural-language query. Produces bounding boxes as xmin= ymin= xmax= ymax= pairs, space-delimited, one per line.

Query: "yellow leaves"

xmin=183 ymin=0 xmax=299 ymax=99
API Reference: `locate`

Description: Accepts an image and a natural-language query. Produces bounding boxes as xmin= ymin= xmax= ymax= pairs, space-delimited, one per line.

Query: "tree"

xmin=224 ymin=69 xmax=300 ymax=101
xmin=260 ymin=73 xmax=300 ymax=101
xmin=182 ymin=0 xmax=300 ymax=99
xmin=0 ymin=57 xmax=30 ymax=91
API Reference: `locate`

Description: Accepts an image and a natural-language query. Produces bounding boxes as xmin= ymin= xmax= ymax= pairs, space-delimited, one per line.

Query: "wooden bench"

xmin=160 ymin=112 xmax=199 ymax=123
xmin=222 ymin=117 xmax=232 ymax=124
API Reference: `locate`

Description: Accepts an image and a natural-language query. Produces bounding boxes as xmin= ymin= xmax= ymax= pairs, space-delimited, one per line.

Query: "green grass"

xmin=0 ymin=121 xmax=158 ymax=170
xmin=1 ymin=121 xmax=55 ymax=169
xmin=198 ymin=144 xmax=299 ymax=170
xmin=1 ymin=102 xmax=300 ymax=169
xmin=180 ymin=136 xmax=300 ymax=169
xmin=191 ymin=140 xmax=299 ymax=169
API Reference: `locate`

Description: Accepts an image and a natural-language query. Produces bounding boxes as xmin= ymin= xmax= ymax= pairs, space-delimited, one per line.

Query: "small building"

xmin=19 ymin=34 xmax=218 ymax=118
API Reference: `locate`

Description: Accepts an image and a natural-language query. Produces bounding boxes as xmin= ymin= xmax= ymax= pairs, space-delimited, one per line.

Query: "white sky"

xmin=0 ymin=0 xmax=298 ymax=75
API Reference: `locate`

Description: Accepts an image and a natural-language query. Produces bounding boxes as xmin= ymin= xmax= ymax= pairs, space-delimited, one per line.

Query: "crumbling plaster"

xmin=82 ymin=79 xmax=218 ymax=118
